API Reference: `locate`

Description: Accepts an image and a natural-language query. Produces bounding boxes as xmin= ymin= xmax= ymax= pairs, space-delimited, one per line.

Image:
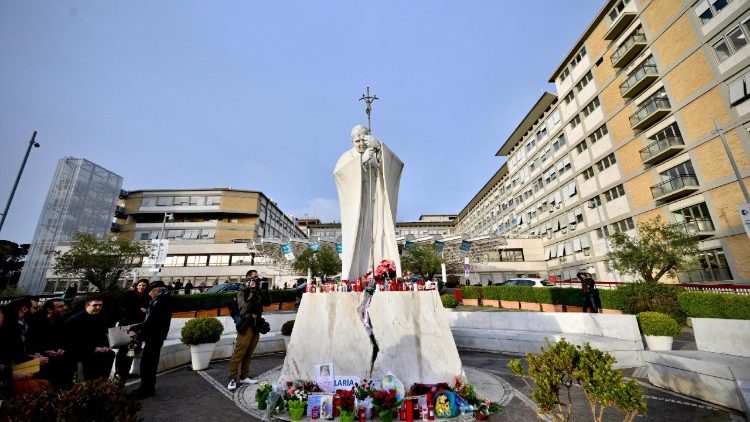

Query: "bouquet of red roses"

xmin=374 ymin=260 xmax=397 ymax=280
xmin=370 ymin=389 xmax=401 ymax=413
xmin=336 ymin=389 xmax=356 ymax=412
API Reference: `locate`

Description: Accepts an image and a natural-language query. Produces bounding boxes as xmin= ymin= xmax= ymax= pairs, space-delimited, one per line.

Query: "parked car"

xmin=206 ymin=282 xmax=243 ymax=294
xmin=502 ymin=278 xmax=554 ymax=288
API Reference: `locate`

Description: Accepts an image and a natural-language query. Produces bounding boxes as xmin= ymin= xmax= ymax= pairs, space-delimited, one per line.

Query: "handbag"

xmin=108 ymin=324 xmax=134 ymax=349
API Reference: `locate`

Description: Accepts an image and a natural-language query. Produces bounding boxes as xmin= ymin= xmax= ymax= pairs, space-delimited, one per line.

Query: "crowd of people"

xmin=0 ymin=279 xmax=173 ymax=405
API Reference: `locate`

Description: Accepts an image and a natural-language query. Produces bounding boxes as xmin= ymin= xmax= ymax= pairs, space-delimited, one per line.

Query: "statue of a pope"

xmin=334 ymin=125 xmax=403 ymax=281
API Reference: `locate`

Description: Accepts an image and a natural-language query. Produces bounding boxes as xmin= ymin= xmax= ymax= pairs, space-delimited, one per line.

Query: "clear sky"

xmin=1 ymin=1 xmax=603 ymax=244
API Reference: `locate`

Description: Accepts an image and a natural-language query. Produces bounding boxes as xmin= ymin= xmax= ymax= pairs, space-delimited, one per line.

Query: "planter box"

xmin=500 ymin=300 xmax=519 ymax=310
xmin=565 ymin=305 xmax=583 ymax=313
xmin=462 ymin=299 xmax=480 ymax=306
xmin=540 ymin=304 xmax=566 ymax=312
xmin=483 ymin=299 xmax=501 ymax=308
xmin=196 ymin=309 xmax=218 ymax=317
xmin=601 ymin=309 xmax=623 ymax=315
xmin=263 ymin=304 xmax=280 ymax=312
xmin=519 ymin=302 xmax=541 ymax=312
xmin=172 ymin=311 xmax=197 ymax=318
xmin=217 ymin=307 xmax=231 ymax=316
xmin=644 ymin=335 xmax=673 ymax=351
xmin=280 ymin=302 xmax=296 ymax=310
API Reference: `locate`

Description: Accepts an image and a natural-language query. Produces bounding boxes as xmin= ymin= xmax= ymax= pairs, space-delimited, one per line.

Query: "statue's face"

xmin=351 ymin=126 xmax=369 ymax=154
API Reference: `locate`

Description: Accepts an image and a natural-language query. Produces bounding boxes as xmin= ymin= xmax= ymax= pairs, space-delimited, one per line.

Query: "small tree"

xmin=53 ymin=233 xmax=151 ymax=291
xmin=291 ymin=245 xmax=341 ymax=278
xmin=607 ymin=216 xmax=699 ymax=284
xmin=508 ymin=339 xmax=646 ymax=422
xmin=401 ymin=243 xmax=442 ymax=280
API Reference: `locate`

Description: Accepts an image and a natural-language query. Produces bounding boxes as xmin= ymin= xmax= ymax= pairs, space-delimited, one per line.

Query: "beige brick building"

xmin=457 ymin=0 xmax=750 ymax=284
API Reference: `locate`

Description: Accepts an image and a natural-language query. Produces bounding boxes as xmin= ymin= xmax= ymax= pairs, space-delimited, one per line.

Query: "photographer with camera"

xmin=227 ymin=270 xmax=271 ymax=391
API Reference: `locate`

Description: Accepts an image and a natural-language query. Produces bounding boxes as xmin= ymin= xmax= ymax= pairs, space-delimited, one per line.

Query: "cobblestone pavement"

xmin=133 ymin=350 xmax=744 ymax=422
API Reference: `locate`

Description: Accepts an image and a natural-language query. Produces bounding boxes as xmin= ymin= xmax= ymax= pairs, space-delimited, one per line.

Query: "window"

xmin=499 ymin=249 xmax=525 ymax=262
xmin=157 ymin=196 xmax=173 ymax=206
xmin=553 ymin=134 xmax=566 ymax=151
xmin=696 ymin=0 xmax=732 ymax=24
xmin=205 ymin=196 xmax=221 ymax=205
xmin=582 ymin=97 xmax=601 ymax=117
xmin=575 ymin=71 xmax=594 ymax=92
xmin=674 ymin=202 xmax=715 ymax=231
xmin=200 ymin=229 xmax=216 ymax=239
xmin=589 ymin=195 xmax=602 ymax=208
xmin=603 ymin=184 xmax=626 ymax=202
xmin=548 ymin=110 xmax=561 ymax=127
xmin=612 ymin=217 xmax=635 ymax=232
xmin=728 ymin=69 xmax=750 ymax=106
xmin=166 ymin=230 xmax=183 ymax=239
xmin=595 ymin=153 xmax=617 ymax=172
xmin=564 ymin=91 xmax=575 ymax=104
xmin=557 ymin=156 xmax=572 ymax=176
xmin=596 ymin=226 xmax=611 ymax=239
xmin=173 ymin=196 xmax=189 ymax=206
xmin=526 ymin=139 xmax=536 ymax=151
xmin=575 ymin=140 xmax=588 ymax=153
xmin=558 ymin=67 xmax=570 ymax=83
xmin=660 ymin=161 xmax=695 ymax=180
xmin=183 ymin=230 xmax=200 ymax=239
xmin=190 ymin=196 xmax=206 ymax=206
xmin=142 ymin=197 xmax=157 ymax=207
xmin=589 ymin=124 xmax=608 ymax=144
xmin=712 ymin=16 xmax=750 ymax=62
xmin=541 ymin=146 xmax=552 ymax=162
xmin=609 ymin=0 xmax=631 ymax=22
xmin=571 ymin=47 xmax=587 ymax=68
xmin=186 ymin=255 xmax=208 ymax=267
xmin=678 ymin=248 xmax=733 ymax=282
xmin=570 ymin=114 xmax=582 ymax=129
xmin=135 ymin=231 xmax=150 ymax=240
xmin=208 ymin=255 xmax=230 ymax=266
xmin=582 ymin=166 xmax=596 ymax=180
xmin=164 ymin=256 xmax=185 ymax=267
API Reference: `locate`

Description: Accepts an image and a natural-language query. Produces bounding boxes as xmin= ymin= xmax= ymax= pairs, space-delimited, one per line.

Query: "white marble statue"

xmin=334 ymin=125 xmax=403 ymax=281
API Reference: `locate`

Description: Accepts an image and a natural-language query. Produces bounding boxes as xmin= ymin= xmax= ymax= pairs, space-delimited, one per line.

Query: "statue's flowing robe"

xmin=334 ymin=142 xmax=403 ymax=281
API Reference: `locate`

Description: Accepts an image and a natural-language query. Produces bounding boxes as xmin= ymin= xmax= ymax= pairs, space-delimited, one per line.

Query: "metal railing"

xmin=639 ymin=136 xmax=684 ymax=161
xmin=650 ymin=174 xmax=699 ymax=199
xmin=630 ymin=97 xmax=671 ymax=127
xmin=619 ymin=64 xmax=658 ymax=95
xmin=611 ymin=32 xmax=646 ymax=66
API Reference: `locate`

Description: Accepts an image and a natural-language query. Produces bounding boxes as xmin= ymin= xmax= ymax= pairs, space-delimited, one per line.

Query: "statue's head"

xmin=351 ymin=124 xmax=369 ymax=154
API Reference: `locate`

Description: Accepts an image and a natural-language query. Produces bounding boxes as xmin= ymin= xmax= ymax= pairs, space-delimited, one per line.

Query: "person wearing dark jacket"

xmin=578 ymin=272 xmax=600 ymax=313
xmin=132 ymin=281 xmax=172 ymax=398
xmin=226 ymin=270 xmax=271 ymax=391
xmin=115 ymin=279 xmax=150 ymax=383
xmin=65 ymin=296 xmax=115 ymax=380
xmin=30 ymin=299 xmax=74 ymax=388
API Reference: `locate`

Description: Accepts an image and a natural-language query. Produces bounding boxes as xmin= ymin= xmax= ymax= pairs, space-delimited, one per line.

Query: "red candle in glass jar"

xmin=312 ymin=405 xmax=320 ymax=419
xmin=358 ymin=407 xmax=366 ymax=422
xmin=405 ymin=399 xmax=414 ymax=422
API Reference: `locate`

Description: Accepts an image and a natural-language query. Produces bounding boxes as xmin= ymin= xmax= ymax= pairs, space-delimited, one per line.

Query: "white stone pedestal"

xmin=279 ymin=291 xmax=464 ymax=388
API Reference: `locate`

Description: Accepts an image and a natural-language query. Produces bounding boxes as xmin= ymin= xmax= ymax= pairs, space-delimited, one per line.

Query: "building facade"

xmin=457 ymin=0 xmax=750 ymax=284
xmin=19 ymin=157 xmax=123 ymax=294
xmin=306 ymin=215 xmax=457 ymax=240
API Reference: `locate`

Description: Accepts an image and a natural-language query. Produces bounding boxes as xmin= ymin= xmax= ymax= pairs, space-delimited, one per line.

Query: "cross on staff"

xmin=359 ymin=86 xmax=379 ymax=133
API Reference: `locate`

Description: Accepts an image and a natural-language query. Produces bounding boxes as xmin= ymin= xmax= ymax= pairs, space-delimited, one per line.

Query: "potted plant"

xmin=637 ymin=311 xmax=682 ymax=351
xmin=354 ymin=379 xmax=376 ymax=418
xmin=180 ymin=316 xmax=224 ymax=370
xmin=255 ymin=381 xmax=273 ymax=410
xmin=281 ymin=319 xmax=295 ymax=349
xmin=371 ymin=389 xmax=401 ymax=422
xmin=337 ymin=389 xmax=356 ymax=422
xmin=285 ymin=385 xmax=308 ymax=421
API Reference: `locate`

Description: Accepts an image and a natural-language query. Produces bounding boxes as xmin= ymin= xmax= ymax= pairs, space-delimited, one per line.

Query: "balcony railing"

xmin=611 ymin=32 xmax=647 ymax=68
xmin=639 ymin=136 xmax=684 ymax=164
xmin=681 ymin=218 xmax=715 ymax=238
xmin=604 ymin=11 xmax=637 ymax=40
xmin=630 ymin=97 xmax=671 ymax=130
xmin=650 ymin=174 xmax=699 ymax=201
xmin=620 ymin=64 xmax=658 ymax=97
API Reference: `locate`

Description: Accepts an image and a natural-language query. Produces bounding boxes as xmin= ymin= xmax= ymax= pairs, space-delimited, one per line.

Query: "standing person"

xmin=173 ymin=279 xmax=183 ymax=294
xmin=64 ymin=296 xmax=115 ymax=380
xmin=132 ymin=281 xmax=172 ymax=398
xmin=227 ymin=270 xmax=271 ymax=391
xmin=578 ymin=272 xmax=599 ymax=314
xmin=30 ymin=299 xmax=73 ymax=389
xmin=184 ymin=281 xmax=193 ymax=295
xmin=115 ymin=279 xmax=150 ymax=383
xmin=62 ymin=283 xmax=78 ymax=301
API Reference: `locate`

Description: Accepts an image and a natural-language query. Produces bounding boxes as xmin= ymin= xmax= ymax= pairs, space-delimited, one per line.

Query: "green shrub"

xmin=499 ymin=286 xmax=536 ymax=302
xmin=534 ymin=288 xmax=554 ymax=304
xmin=172 ymin=292 xmax=235 ymax=312
xmin=617 ymin=283 xmax=684 ymax=322
xmin=441 ymin=294 xmax=459 ymax=308
xmin=281 ymin=319 xmax=295 ymax=336
xmin=181 ymin=316 xmax=224 ymax=345
xmin=677 ymin=291 xmax=750 ymax=320
xmin=5 ymin=379 xmax=140 ymax=422
xmin=598 ymin=289 xmax=625 ymax=310
xmin=461 ymin=286 xmax=482 ymax=300
xmin=547 ymin=287 xmax=581 ymax=306
xmin=271 ymin=288 xmax=298 ymax=303
xmin=482 ymin=286 xmax=501 ymax=300
xmin=637 ymin=312 xmax=682 ymax=338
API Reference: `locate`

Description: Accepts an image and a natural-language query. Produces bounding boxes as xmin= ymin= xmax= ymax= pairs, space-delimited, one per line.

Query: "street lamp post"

xmin=0 ymin=131 xmax=40 ymax=233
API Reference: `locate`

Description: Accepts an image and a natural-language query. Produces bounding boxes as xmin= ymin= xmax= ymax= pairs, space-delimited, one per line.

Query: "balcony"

xmin=630 ymin=97 xmax=670 ymax=130
xmin=111 ymin=222 xmax=122 ymax=232
xmin=650 ymin=174 xmax=699 ymax=201
xmin=639 ymin=136 xmax=684 ymax=164
xmin=680 ymin=218 xmax=715 ymax=239
xmin=114 ymin=205 xmax=127 ymax=218
xmin=604 ymin=11 xmax=637 ymax=40
xmin=620 ymin=64 xmax=658 ymax=97
xmin=611 ymin=32 xmax=647 ymax=68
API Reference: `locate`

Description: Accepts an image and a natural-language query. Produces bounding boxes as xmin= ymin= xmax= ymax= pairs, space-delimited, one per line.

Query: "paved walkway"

xmin=133 ymin=349 xmax=744 ymax=422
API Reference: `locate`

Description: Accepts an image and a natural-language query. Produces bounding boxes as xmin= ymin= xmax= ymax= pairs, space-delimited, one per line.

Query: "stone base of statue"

xmin=278 ymin=291 xmax=464 ymax=388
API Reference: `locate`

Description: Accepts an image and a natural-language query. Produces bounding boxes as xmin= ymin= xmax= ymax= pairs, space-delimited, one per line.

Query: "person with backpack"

xmin=227 ymin=270 xmax=271 ymax=391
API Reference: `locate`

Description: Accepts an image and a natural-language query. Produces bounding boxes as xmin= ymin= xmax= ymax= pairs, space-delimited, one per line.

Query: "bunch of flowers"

xmin=336 ymin=389 xmax=356 ymax=413
xmin=354 ymin=379 xmax=376 ymax=401
xmin=284 ymin=381 xmax=321 ymax=405
xmin=255 ymin=381 xmax=273 ymax=406
xmin=370 ymin=389 xmax=401 ymax=413
xmin=453 ymin=378 xmax=500 ymax=419
xmin=374 ymin=260 xmax=397 ymax=279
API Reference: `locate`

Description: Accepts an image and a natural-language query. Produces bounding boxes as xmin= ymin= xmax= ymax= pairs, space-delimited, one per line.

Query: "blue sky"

xmin=1 ymin=1 xmax=602 ymax=243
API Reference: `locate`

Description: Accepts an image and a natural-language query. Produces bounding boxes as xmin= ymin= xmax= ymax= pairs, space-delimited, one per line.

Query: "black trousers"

xmin=115 ymin=342 xmax=142 ymax=381
xmin=582 ymin=293 xmax=599 ymax=313
xmin=82 ymin=350 xmax=115 ymax=380
xmin=139 ymin=340 xmax=164 ymax=392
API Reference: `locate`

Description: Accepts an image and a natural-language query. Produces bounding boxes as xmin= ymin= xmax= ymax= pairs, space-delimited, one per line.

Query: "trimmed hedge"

xmin=482 ymin=286 xmax=502 ymax=300
xmin=637 ymin=312 xmax=682 ymax=337
xmin=677 ymin=291 xmax=750 ymax=320
xmin=461 ymin=286 xmax=482 ymax=300
xmin=441 ymin=294 xmax=459 ymax=308
xmin=476 ymin=286 xmax=625 ymax=309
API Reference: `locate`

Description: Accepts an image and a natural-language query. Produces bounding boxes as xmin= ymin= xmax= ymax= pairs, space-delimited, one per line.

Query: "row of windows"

xmin=696 ymin=0 xmax=734 ymax=25
xmin=582 ymin=97 xmax=601 ymax=117
xmin=595 ymin=217 xmax=635 ymax=239
xmin=712 ymin=14 xmax=750 ymax=63
xmin=574 ymin=124 xmax=608 ymax=154
xmin=603 ymin=184 xmax=626 ymax=202
xmin=136 ymin=229 xmax=216 ymax=240
xmin=558 ymin=47 xmax=588 ymax=84
xmin=162 ymin=254 xmax=254 ymax=267
xmin=595 ymin=153 xmax=617 ymax=172
xmin=728 ymin=69 xmax=750 ymax=106
xmin=608 ymin=0 xmax=632 ymax=22
xmin=142 ymin=196 xmax=221 ymax=207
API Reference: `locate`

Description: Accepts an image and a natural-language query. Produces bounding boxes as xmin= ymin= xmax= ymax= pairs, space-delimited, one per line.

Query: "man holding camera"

xmin=227 ymin=270 xmax=271 ymax=391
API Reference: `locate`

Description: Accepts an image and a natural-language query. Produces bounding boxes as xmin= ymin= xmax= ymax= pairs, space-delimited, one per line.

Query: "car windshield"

xmin=540 ymin=280 xmax=554 ymax=286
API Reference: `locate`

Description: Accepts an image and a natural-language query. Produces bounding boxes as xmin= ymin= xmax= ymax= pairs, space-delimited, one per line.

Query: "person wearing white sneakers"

xmin=227 ymin=270 xmax=271 ymax=391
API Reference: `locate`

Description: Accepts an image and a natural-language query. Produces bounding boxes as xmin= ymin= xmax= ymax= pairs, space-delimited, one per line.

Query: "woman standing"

xmin=115 ymin=279 xmax=150 ymax=382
